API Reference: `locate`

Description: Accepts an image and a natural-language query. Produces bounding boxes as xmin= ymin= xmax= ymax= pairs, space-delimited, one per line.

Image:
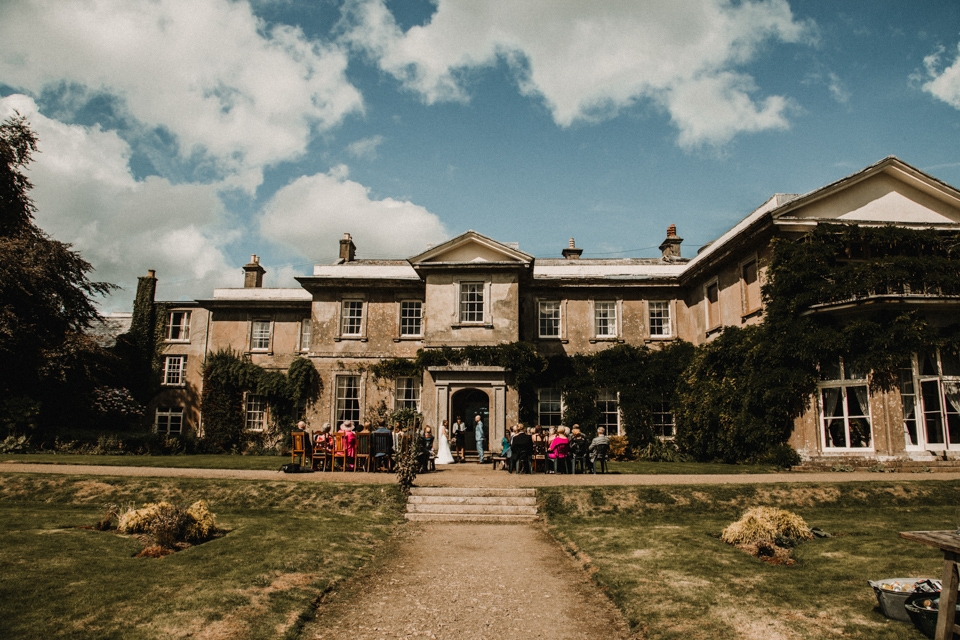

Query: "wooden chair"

xmin=372 ymin=431 xmax=394 ymax=472
xmin=290 ymin=431 xmax=309 ymax=467
xmin=354 ymin=432 xmax=372 ymax=472
xmin=330 ymin=432 xmax=349 ymax=472
xmin=312 ymin=436 xmax=331 ymax=471
xmin=531 ymin=440 xmax=548 ymax=473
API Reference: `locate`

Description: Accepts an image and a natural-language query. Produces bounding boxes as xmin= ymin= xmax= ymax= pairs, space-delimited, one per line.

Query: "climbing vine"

xmin=200 ymin=350 xmax=321 ymax=452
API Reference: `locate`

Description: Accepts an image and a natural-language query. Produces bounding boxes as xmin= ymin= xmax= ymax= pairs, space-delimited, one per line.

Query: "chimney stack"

xmin=659 ymin=224 xmax=683 ymax=260
xmin=339 ymin=232 xmax=356 ymax=262
xmin=243 ymin=255 xmax=266 ymax=288
xmin=561 ymin=237 xmax=583 ymax=260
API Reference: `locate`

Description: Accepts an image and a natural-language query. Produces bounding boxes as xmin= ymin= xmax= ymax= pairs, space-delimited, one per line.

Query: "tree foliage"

xmin=0 ymin=114 xmax=117 ymax=437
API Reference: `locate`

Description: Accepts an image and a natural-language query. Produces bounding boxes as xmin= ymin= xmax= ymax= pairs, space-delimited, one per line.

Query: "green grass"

xmin=0 ymin=453 xmax=287 ymax=470
xmin=539 ymin=481 xmax=960 ymax=639
xmin=606 ymin=460 xmax=783 ymax=474
xmin=0 ymin=473 xmax=405 ymax=639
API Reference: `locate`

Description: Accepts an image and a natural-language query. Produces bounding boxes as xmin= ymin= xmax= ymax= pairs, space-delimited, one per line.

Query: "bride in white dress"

xmin=435 ymin=420 xmax=455 ymax=465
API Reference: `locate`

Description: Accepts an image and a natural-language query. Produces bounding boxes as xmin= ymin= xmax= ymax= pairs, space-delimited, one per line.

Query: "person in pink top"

xmin=548 ymin=426 xmax=570 ymax=474
xmin=340 ymin=421 xmax=357 ymax=469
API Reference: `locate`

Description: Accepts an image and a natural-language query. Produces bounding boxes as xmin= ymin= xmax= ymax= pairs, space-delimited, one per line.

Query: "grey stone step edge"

xmin=408 ymin=495 xmax=536 ymax=506
xmin=409 ymin=487 xmax=536 ymax=497
xmin=404 ymin=513 xmax=538 ymax=523
xmin=406 ymin=504 xmax=538 ymax=515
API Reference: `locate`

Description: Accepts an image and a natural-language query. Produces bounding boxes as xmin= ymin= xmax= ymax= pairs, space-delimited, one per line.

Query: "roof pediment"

xmin=409 ymin=230 xmax=533 ymax=267
xmin=773 ymin=157 xmax=960 ymax=226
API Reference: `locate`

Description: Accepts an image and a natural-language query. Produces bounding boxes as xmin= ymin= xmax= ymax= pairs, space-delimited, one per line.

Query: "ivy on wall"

xmin=676 ymin=223 xmax=960 ymax=464
xmin=200 ymin=350 xmax=321 ymax=452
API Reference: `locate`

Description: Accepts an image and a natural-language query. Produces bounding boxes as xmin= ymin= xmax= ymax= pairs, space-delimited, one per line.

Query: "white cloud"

xmin=343 ymin=0 xmax=813 ymax=148
xmin=259 ymin=165 xmax=448 ymax=260
xmin=1 ymin=94 xmax=237 ymax=309
xmin=346 ymin=135 xmax=385 ymax=160
xmin=0 ymin=0 xmax=363 ymax=190
xmin=920 ymin=43 xmax=960 ymax=110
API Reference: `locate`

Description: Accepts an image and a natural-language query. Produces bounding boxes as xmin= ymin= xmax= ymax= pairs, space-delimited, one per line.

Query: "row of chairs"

xmin=514 ymin=442 xmax=609 ymax=474
xmin=291 ymin=431 xmax=397 ymax=472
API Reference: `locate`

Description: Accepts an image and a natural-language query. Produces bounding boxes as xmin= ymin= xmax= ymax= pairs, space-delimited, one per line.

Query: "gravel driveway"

xmin=302 ymin=522 xmax=628 ymax=640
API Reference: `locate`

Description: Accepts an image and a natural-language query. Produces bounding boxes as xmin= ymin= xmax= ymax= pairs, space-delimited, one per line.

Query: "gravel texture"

xmin=4 ymin=461 xmax=960 ymax=487
xmin=303 ymin=522 xmax=629 ymax=640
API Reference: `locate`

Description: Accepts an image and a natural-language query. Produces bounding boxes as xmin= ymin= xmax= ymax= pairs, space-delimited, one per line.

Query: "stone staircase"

xmin=404 ymin=487 xmax=538 ymax=523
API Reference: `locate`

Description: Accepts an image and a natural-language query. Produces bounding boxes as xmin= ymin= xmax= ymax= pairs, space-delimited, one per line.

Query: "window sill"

xmin=248 ymin=350 xmax=273 ymax=355
xmin=164 ymin=339 xmax=191 ymax=344
xmin=335 ymin=336 xmax=367 ymax=342
xmin=741 ymin=308 xmax=763 ymax=321
xmin=394 ymin=336 xmax=423 ymax=342
xmin=646 ymin=335 xmax=673 ymax=341
xmin=589 ymin=337 xmax=620 ymax=343
xmin=705 ymin=326 xmax=722 ymax=337
xmin=160 ymin=383 xmax=186 ymax=388
xmin=451 ymin=323 xmax=494 ymax=330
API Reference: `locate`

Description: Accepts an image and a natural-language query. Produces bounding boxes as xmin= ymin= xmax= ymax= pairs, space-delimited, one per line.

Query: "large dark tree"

xmin=0 ymin=114 xmax=116 ymax=438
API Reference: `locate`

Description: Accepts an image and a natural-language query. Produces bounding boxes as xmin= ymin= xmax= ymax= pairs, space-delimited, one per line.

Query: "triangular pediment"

xmin=773 ymin=157 xmax=960 ymax=226
xmin=409 ymin=230 xmax=533 ymax=266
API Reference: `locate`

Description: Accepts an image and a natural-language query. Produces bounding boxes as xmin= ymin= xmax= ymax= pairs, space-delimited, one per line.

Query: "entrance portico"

xmin=425 ymin=366 xmax=516 ymax=455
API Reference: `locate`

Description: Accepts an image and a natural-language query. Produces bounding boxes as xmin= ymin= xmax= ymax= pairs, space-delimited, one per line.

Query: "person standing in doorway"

xmin=474 ymin=414 xmax=485 ymax=463
xmin=452 ymin=415 xmax=466 ymax=463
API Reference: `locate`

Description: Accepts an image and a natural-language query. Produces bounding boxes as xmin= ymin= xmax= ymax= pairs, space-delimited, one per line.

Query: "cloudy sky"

xmin=2 ymin=0 xmax=960 ymax=311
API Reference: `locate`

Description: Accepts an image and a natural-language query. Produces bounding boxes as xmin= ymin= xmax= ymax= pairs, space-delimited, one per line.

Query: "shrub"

xmin=117 ymin=500 xmax=222 ymax=550
xmin=607 ymin=435 xmax=631 ymax=460
xmin=720 ymin=507 xmax=813 ymax=546
xmin=636 ymin=438 xmax=688 ymax=462
xmin=756 ymin=443 xmax=802 ymax=469
xmin=0 ymin=434 xmax=31 ymax=453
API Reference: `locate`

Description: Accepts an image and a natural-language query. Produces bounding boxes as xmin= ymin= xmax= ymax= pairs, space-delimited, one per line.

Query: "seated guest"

xmin=510 ymin=424 xmax=533 ymax=474
xmin=293 ymin=420 xmax=312 ymax=461
xmin=568 ymin=425 xmax=589 ymax=472
xmin=548 ymin=425 xmax=570 ymax=473
xmin=589 ymin=426 xmax=610 ymax=472
xmin=372 ymin=421 xmax=394 ymax=471
xmin=340 ymin=421 xmax=357 ymax=469
xmin=500 ymin=429 xmax=512 ymax=472
xmin=547 ymin=425 xmax=557 ymax=445
xmin=419 ymin=426 xmax=435 ymax=472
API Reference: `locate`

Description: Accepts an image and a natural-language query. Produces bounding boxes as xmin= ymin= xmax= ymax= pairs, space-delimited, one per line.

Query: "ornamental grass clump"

xmin=721 ymin=507 xmax=813 ymax=545
xmin=117 ymin=500 xmax=222 ymax=554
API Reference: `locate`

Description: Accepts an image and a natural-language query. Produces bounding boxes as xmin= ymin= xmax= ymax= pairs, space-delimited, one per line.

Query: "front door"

xmin=451 ymin=388 xmax=489 ymax=453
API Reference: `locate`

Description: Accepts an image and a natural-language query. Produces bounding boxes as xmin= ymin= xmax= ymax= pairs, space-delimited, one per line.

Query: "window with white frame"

xmin=596 ymin=389 xmax=619 ymax=435
xmin=400 ymin=301 xmax=422 ymax=337
xmin=340 ymin=300 xmax=364 ymax=336
xmin=741 ymin=258 xmax=761 ymax=314
xmin=648 ymin=301 xmax=671 ymax=337
xmin=155 ymin=407 xmax=183 ymax=435
xmin=245 ymin=394 xmax=267 ymax=431
xmin=705 ymin=281 xmax=720 ymax=330
xmin=395 ymin=377 xmax=420 ymax=410
xmin=335 ymin=375 xmax=361 ymax=423
xmin=594 ymin=301 xmax=617 ymax=338
xmin=299 ymin=318 xmax=312 ymax=352
xmin=651 ymin=397 xmax=675 ymax=439
xmin=162 ymin=355 xmax=186 ymax=386
xmin=819 ymin=359 xmax=872 ymax=449
xmin=165 ymin=310 xmax=191 ymax=341
xmin=538 ymin=388 xmax=562 ymax=427
xmin=459 ymin=282 xmax=484 ymax=323
xmin=904 ymin=349 xmax=960 ymax=449
xmin=538 ymin=301 xmax=561 ymax=338
xmin=250 ymin=320 xmax=271 ymax=351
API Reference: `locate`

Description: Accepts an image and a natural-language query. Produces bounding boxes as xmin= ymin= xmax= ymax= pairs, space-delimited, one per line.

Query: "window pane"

xmin=538 ymin=388 xmax=562 ymax=427
xmin=300 ymin=318 xmax=311 ymax=351
xmin=648 ymin=301 xmax=670 ymax=336
xmin=155 ymin=407 xmax=183 ymax=435
xmin=539 ymin=301 xmax=560 ymax=337
xmin=341 ymin=301 xmax=363 ymax=336
xmin=245 ymin=395 xmax=266 ymax=431
xmin=595 ymin=301 xmax=617 ymax=337
xmin=251 ymin=320 xmax=271 ymax=350
xmin=336 ymin=376 xmax=361 ymax=423
xmin=163 ymin=356 xmax=184 ymax=385
xmin=396 ymin=377 xmax=420 ymax=410
xmin=742 ymin=260 xmax=760 ymax=312
xmin=652 ymin=398 xmax=675 ymax=438
xmin=400 ymin=301 xmax=422 ymax=336
xmin=596 ymin=389 xmax=619 ymax=434
xmin=706 ymin=283 xmax=720 ymax=328
xmin=459 ymin=283 xmax=484 ymax=323
xmin=166 ymin=311 xmax=191 ymax=341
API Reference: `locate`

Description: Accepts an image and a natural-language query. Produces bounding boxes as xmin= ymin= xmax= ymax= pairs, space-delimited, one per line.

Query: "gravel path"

xmin=4 ymin=461 xmax=960 ymax=486
xmin=302 ymin=522 xmax=628 ymax=640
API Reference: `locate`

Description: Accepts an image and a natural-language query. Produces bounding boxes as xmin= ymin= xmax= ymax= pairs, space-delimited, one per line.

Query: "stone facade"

xmin=145 ymin=157 xmax=960 ymax=461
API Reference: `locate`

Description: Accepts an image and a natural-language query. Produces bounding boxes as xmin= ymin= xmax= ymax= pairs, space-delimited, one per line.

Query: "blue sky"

xmin=2 ymin=0 xmax=960 ymax=310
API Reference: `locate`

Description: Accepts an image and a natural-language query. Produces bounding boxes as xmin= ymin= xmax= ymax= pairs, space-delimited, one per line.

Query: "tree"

xmin=0 ymin=114 xmax=116 ymax=438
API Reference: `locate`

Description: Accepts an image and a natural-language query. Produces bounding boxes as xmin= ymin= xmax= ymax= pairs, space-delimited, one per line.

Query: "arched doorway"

xmin=451 ymin=388 xmax=489 ymax=454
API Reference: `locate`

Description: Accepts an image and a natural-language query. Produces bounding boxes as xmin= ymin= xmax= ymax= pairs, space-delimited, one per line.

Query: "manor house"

xmin=147 ymin=157 xmax=960 ymax=462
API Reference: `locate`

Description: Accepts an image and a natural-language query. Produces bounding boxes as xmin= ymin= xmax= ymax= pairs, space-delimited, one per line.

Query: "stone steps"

xmin=404 ymin=487 xmax=538 ymax=523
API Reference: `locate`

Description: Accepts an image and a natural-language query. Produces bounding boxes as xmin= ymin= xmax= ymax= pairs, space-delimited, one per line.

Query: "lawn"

xmin=0 ymin=473 xmax=405 ymax=639
xmin=606 ymin=460 xmax=784 ymax=474
xmin=0 ymin=453 xmax=287 ymax=470
xmin=539 ymin=481 xmax=960 ymax=639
